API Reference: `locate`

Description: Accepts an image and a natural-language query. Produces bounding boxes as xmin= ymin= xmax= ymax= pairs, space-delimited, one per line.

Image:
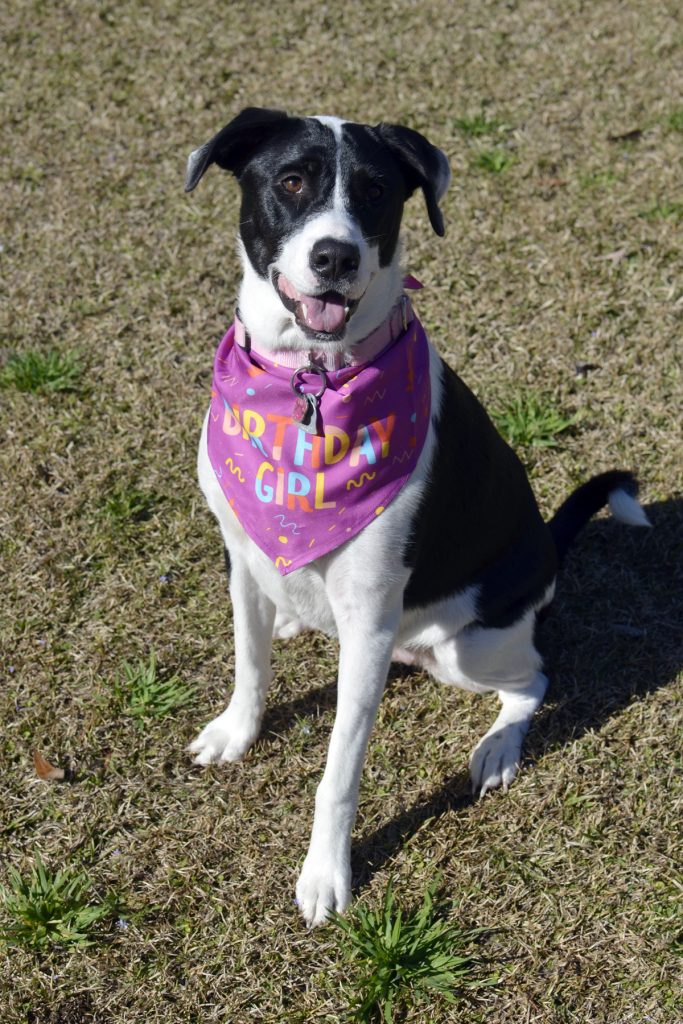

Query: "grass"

xmin=331 ymin=880 xmax=493 ymax=1022
xmin=491 ymin=393 xmax=578 ymax=448
xmin=454 ymin=111 xmax=506 ymax=137
xmin=578 ymin=168 xmax=622 ymax=190
xmin=639 ymin=199 xmax=683 ymax=221
xmin=0 ymin=854 xmax=113 ymax=949
xmin=99 ymin=486 xmax=159 ymax=526
xmin=472 ymin=147 xmax=515 ymax=174
xmin=113 ymin=651 xmax=196 ymax=725
xmin=667 ymin=108 xmax=683 ymax=133
xmin=0 ymin=349 xmax=82 ymax=393
xmin=1 ymin=0 xmax=681 ymax=1021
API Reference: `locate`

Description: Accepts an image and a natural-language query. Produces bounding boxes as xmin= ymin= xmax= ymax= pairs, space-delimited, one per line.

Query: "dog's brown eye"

xmin=367 ymin=181 xmax=385 ymax=201
xmin=281 ymin=175 xmax=303 ymax=194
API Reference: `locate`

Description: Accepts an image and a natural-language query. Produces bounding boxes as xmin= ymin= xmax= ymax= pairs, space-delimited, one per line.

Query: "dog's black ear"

xmin=374 ymin=123 xmax=451 ymax=236
xmin=185 ymin=107 xmax=289 ymax=192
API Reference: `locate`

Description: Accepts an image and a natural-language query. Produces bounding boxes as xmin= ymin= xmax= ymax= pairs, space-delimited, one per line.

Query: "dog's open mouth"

xmin=275 ymin=273 xmax=360 ymax=337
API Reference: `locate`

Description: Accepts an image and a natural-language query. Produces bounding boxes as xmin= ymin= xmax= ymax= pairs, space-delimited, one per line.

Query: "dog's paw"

xmin=469 ymin=723 xmax=524 ymax=798
xmin=188 ymin=709 xmax=258 ymax=765
xmin=295 ymin=854 xmax=351 ymax=928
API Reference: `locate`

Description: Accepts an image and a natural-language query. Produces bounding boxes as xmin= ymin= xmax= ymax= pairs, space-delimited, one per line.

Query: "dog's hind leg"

xmin=189 ymin=553 xmax=275 ymax=764
xmin=468 ymin=669 xmax=547 ymax=797
xmin=437 ymin=607 xmax=548 ymax=796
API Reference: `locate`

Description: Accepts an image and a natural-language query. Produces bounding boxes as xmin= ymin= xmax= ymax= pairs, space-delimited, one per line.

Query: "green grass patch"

xmin=578 ymin=168 xmax=622 ymax=190
xmin=667 ymin=108 xmax=683 ymax=133
xmin=0 ymin=349 xmax=82 ymax=393
xmin=99 ymin=485 xmax=159 ymax=526
xmin=113 ymin=651 xmax=196 ymax=725
xmin=0 ymin=853 xmax=113 ymax=949
xmin=454 ymin=111 xmax=506 ymax=137
xmin=491 ymin=393 xmax=578 ymax=448
xmin=331 ymin=880 xmax=493 ymax=1022
xmin=472 ymin=148 xmax=515 ymax=174
xmin=639 ymin=199 xmax=683 ymax=221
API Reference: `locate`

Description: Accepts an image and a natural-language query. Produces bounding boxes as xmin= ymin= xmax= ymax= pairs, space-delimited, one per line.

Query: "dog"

xmin=184 ymin=108 xmax=650 ymax=927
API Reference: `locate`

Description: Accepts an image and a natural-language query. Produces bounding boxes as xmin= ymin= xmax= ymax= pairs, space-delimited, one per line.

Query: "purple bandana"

xmin=207 ymin=310 xmax=431 ymax=574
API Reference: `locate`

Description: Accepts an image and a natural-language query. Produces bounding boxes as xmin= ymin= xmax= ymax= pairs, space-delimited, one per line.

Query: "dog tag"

xmin=291 ymin=362 xmax=326 ymax=435
xmin=292 ymin=391 xmax=319 ymax=434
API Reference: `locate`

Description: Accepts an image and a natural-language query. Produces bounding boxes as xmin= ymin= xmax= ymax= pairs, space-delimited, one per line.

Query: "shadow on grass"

xmin=260 ymin=680 xmax=338 ymax=736
xmin=350 ymin=497 xmax=681 ymax=887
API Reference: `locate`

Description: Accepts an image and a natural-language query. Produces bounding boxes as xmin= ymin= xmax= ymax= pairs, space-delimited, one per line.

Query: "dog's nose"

xmin=309 ymin=238 xmax=360 ymax=281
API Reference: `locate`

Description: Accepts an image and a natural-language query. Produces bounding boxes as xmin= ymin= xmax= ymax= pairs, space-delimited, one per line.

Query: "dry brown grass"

xmin=1 ymin=1 xmax=681 ymax=1021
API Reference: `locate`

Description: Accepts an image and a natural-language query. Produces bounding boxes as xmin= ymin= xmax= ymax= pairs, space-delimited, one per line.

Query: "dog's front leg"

xmin=296 ymin=594 xmax=402 ymax=928
xmin=189 ymin=554 xmax=275 ymax=764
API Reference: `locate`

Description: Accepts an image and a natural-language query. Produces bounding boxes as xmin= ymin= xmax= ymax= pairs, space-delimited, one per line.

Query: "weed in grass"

xmin=578 ymin=168 xmax=622 ymax=190
xmin=0 ymin=853 xmax=113 ymax=948
xmin=114 ymin=651 xmax=196 ymax=725
xmin=472 ymin=148 xmax=514 ymax=174
xmin=667 ymin=109 xmax=683 ymax=133
xmin=330 ymin=880 xmax=493 ymax=1023
xmin=491 ymin=393 xmax=578 ymax=448
xmin=0 ymin=349 xmax=82 ymax=393
xmin=639 ymin=199 xmax=683 ymax=221
xmin=454 ymin=111 xmax=505 ymax=137
xmin=99 ymin=485 xmax=158 ymax=526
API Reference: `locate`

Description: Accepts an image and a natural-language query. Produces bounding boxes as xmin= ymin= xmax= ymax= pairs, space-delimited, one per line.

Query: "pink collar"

xmin=235 ymin=275 xmax=423 ymax=372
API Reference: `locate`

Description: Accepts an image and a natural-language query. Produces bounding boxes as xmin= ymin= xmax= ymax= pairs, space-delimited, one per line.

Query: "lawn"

xmin=1 ymin=1 xmax=681 ymax=1021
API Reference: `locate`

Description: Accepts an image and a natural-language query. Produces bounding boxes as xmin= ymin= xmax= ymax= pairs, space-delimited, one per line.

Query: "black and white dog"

xmin=185 ymin=108 xmax=649 ymax=927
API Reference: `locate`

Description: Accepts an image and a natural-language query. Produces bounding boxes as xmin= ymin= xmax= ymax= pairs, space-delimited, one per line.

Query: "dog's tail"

xmin=548 ymin=470 xmax=651 ymax=564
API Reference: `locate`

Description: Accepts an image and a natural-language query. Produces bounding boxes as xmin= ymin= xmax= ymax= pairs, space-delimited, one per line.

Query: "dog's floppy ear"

xmin=374 ymin=123 xmax=451 ymax=236
xmin=185 ymin=107 xmax=289 ymax=192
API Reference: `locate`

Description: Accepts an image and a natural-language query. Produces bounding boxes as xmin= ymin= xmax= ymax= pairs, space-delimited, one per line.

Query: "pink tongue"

xmin=299 ymin=292 xmax=346 ymax=333
xmin=279 ymin=275 xmax=346 ymax=333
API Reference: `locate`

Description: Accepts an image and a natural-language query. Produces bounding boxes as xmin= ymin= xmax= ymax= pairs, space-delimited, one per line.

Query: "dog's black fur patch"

xmin=403 ymin=360 xmax=557 ymax=628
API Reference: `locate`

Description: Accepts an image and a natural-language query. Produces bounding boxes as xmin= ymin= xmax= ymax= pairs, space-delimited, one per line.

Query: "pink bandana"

xmin=207 ymin=307 xmax=431 ymax=574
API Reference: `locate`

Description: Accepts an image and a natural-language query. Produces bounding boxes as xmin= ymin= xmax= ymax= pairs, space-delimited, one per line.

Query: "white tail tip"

xmin=608 ymin=488 xmax=652 ymax=527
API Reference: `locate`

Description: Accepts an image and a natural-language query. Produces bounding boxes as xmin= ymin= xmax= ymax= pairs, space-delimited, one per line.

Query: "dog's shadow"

xmin=263 ymin=497 xmax=682 ymax=888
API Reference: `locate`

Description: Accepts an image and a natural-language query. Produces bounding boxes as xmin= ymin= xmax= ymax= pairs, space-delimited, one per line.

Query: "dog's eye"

xmin=367 ymin=181 xmax=385 ymax=201
xmin=281 ymin=175 xmax=304 ymax=194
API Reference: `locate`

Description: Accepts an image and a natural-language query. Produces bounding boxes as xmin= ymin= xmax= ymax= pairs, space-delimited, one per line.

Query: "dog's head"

xmin=186 ymin=108 xmax=450 ymax=351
